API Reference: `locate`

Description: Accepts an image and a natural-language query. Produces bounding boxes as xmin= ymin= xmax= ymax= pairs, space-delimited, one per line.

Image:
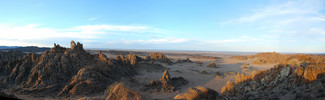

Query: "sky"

xmin=0 ymin=0 xmax=324 ymax=53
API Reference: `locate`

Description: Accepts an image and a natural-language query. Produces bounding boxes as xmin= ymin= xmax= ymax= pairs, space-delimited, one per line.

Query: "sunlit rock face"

xmin=105 ymin=82 xmax=142 ymax=100
xmin=174 ymin=86 xmax=223 ymax=100
xmin=0 ymin=40 xmax=137 ymax=97
xmin=144 ymin=52 xmax=173 ymax=64
xmin=221 ymin=54 xmax=325 ymax=100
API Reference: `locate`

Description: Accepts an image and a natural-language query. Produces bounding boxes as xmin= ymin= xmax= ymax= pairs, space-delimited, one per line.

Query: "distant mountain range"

xmin=0 ymin=46 xmax=50 ymax=52
xmin=0 ymin=46 xmax=21 ymax=49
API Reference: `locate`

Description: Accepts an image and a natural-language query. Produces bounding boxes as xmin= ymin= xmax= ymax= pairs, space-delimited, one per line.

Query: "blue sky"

xmin=0 ymin=0 xmax=324 ymax=53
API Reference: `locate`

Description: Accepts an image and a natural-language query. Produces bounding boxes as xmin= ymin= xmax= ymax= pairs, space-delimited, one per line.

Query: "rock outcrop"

xmin=174 ymin=86 xmax=223 ymax=100
xmin=221 ymin=54 xmax=325 ymax=100
xmin=0 ymin=50 xmax=25 ymax=62
xmin=115 ymin=53 xmax=142 ymax=66
xmin=0 ymin=41 xmax=137 ymax=97
xmin=105 ymin=82 xmax=142 ymax=100
xmin=144 ymin=53 xmax=173 ymax=64
xmin=207 ymin=62 xmax=218 ymax=68
xmin=228 ymin=52 xmax=288 ymax=65
xmin=140 ymin=70 xmax=188 ymax=93
xmin=176 ymin=58 xmax=193 ymax=63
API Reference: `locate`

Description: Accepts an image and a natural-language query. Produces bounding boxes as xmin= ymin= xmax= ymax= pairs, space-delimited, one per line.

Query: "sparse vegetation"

xmin=240 ymin=63 xmax=250 ymax=68
xmin=216 ymin=75 xmax=222 ymax=79
xmin=220 ymin=54 xmax=325 ymax=99
xmin=221 ymin=81 xmax=234 ymax=94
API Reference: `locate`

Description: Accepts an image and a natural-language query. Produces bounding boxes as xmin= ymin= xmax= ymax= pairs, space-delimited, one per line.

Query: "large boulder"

xmin=105 ymin=83 xmax=141 ymax=100
xmin=174 ymin=86 xmax=223 ymax=100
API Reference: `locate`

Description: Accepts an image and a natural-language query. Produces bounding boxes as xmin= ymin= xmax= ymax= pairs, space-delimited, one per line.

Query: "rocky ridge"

xmin=174 ymin=86 xmax=223 ymax=100
xmin=144 ymin=52 xmax=173 ymax=65
xmin=0 ymin=41 xmax=140 ymax=97
xmin=105 ymin=82 xmax=142 ymax=100
xmin=221 ymin=54 xmax=325 ymax=99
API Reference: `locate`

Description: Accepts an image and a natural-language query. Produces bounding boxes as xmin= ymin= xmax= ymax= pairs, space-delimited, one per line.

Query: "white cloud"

xmin=107 ymin=38 xmax=188 ymax=44
xmin=0 ymin=24 xmax=101 ymax=40
xmin=107 ymin=36 xmax=259 ymax=46
xmin=236 ymin=1 xmax=322 ymax=23
xmin=310 ymin=28 xmax=325 ymax=35
xmin=71 ymin=25 xmax=149 ymax=32
xmin=221 ymin=0 xmax=325 ymax=41
xmin=0 ymin=40 xmax=51 ymax=47
xmin=200 ymin=36 xmax=260 ymax=44
xmin=0 ymin=24 xmax=172 ymax=46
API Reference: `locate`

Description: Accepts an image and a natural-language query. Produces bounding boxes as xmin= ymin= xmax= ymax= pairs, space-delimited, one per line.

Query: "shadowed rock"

xmin=140 ymin=70 xmax=188 ymax=93
xmin=0 ymin=91 xmax=19 ymax=100
xmin=176 ymin=58 xmax=193 ymax=63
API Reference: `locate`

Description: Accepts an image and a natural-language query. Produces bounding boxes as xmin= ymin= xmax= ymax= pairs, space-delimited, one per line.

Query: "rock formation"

xmin=105 ymin=82 xmax=142 ymax=100
xmin=144 ymin=52 xmax=173 ymax=64
xmin=176 ymin=58 xmax=193 ymax=63
xmin=70 ymin=40 xmax=84 ymax=52
xmin=174 ymin=86 xmax=223 ymax=100
xmin=0 ymin=50 xmax=25 ymax=62
xmin=221 ymin=54 xmax=325 ymax=99
xmin=228 ymin=52 xmax=288 ymax=65
xmin=207 ymin=62 xmax=218 ymax=68
xmin=140 ymin=70 xmax=188 ymax=93
xmin=115 ymin=53 xmax=142 ymax=66
xmin=0 ymin=41 xmax=137 ymax=97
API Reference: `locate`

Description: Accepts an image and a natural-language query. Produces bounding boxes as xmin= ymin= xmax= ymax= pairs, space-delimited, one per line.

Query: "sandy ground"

xmin=9 ymin=50 xmax=275 ymax=100
xmin=121 ymin=52 xmax=275 ymax=100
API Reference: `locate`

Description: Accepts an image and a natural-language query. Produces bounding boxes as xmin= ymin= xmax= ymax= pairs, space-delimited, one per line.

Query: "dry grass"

xmin=215 ymin=75 xmax=222 ymax=79
xmin=221 ymin=54 xmax=325 ymax=94
xmin=221 ymin=81 xmax=235 ymax=94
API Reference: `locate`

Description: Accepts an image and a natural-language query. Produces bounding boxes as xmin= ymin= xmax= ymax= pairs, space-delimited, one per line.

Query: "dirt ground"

xmin=12 ymin=50 xmax=275 ymax=100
